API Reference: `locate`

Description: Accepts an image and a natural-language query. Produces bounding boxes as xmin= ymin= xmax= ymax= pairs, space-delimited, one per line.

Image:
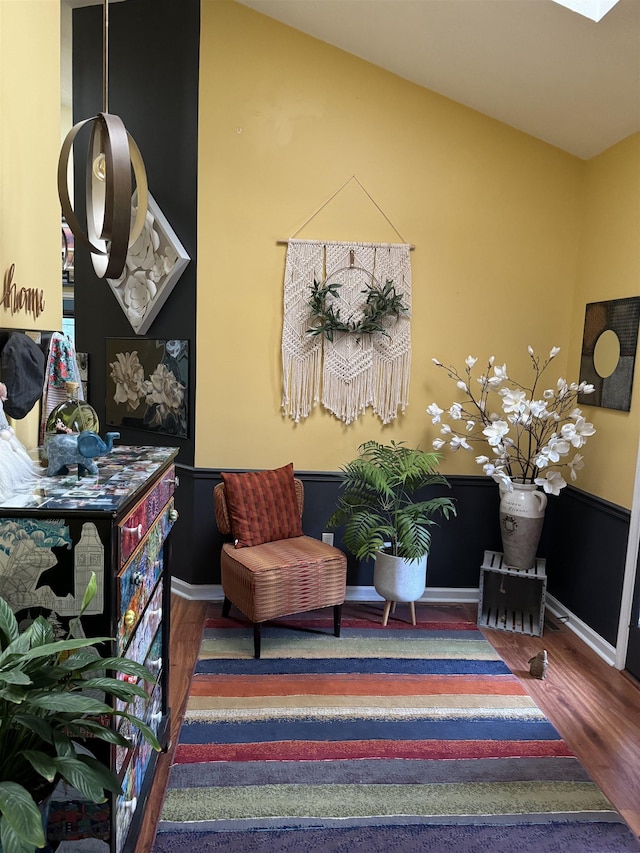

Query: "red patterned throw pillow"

xmin=221 ymin=463 xmax=303 ymax=548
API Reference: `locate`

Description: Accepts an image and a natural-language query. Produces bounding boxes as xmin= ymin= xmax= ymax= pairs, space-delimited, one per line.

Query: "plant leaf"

xmin=12 ymin=714 xmax=54 ymax=745
xmin=68 ymin=719 xmax=131 ymax=747
xmin=28 ymin=692 xmax=111 ymax=714
xmin=23 ymin=617 xmax=54 ymax=649
xmin=51 ymin=730 xmax=75 ymax=758
xmin=75 ymin=754 xmax=122 ymax=795
xmin=0 ymin=781 xmax=45 ymax=849
xmin=0 ymin=597 xmax=18 ymax=650
xmin=52 ymin=756 xmax=110 ymax=803
xmin=59 ymin=650 xmax=105 ymax=672
xmin=80 ymin=677 xmax=150 ymax=701
xmin=0 ymin=633 xmax=31 ymax=668
xmin=118 ymin=712 xmax=161 ymax=751
xmin=0 ymin=670 xmax=31 ymax=686
xmin=95 ymin=657 xmax=157 ymax=681
xmin=18 ymin=637 xmax=112 ymax=663
xmin=60 ymin=654 xmax=156 ymax=684
xmin=1 ymin=817 xmax=38 ymax=853
xmin=79 ymin=572 xmax=98 ymax=616
xmin=21 ymin=750 xmax=57 ymax=784
xmin=0 ymin=685 xmax=27 ymax=704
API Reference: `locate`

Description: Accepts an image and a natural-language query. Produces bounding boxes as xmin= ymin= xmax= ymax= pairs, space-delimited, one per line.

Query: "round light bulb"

xmin=92 ymin=152 xmax=107 ymax=181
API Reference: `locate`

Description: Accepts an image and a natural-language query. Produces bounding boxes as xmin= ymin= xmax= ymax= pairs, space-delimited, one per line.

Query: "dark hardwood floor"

xmin=135 ymin=596 xmax=640 ymax=852
xmin=480 ymin=607 xmax=640 ymax=838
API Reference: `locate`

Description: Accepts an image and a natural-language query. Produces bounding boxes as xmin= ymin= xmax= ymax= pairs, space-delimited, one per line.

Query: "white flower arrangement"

xmin=427 ymin=346 xmax=596 ymax=495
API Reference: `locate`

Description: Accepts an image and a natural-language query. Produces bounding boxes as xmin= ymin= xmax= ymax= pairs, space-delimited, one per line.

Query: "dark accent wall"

xmin=172 ymin=470 xmax=504 ymax=588
xmin=72 ymin=0 xmax=200 ymax=467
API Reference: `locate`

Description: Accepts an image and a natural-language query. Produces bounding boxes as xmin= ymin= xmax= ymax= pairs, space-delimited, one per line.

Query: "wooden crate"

xmin=477 ymin=549 xmax=547 ymax=637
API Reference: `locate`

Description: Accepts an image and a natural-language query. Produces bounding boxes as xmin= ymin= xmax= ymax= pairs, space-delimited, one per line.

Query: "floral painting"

xmin=106 ymin=339 xmax=188 ymax=438
xmin=106 ymin=192 xmax=190 ymax=335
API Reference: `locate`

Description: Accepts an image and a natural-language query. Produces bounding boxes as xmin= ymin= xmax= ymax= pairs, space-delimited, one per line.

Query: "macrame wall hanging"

xmin=281 ymin=179 xmax=413 ymax=425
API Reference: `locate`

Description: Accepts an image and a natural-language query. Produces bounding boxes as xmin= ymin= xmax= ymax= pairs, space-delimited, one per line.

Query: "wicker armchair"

xmin=213 ymin=477 xmax=347 ymax=658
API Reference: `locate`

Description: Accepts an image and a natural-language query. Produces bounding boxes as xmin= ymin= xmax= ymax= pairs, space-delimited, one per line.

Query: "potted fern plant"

xmin=0 ymin=572 xmax=160 ymax=853
xmin=327 ymin=440 xmax=456 ymax=624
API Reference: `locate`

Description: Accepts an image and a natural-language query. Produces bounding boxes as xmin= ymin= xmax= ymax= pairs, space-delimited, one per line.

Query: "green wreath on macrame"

xmin=306 ymin=278 xmax=409 ymax=343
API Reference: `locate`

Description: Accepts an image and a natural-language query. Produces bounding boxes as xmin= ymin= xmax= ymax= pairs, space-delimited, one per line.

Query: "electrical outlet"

xmin=322 ymin=532 xmax=334 ymax=546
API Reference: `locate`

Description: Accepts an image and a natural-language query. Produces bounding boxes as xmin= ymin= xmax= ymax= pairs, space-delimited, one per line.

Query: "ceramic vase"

xmin=499 ymin=480 xmax=547 ymax=569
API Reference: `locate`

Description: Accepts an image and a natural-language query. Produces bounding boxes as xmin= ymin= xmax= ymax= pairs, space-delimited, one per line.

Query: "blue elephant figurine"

xmin=46 ymin=430 xmax=121 ymax=477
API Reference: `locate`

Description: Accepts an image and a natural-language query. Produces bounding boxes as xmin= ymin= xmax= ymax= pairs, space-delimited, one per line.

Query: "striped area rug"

xmin=154 ymin=603 xmax=640 ymax=852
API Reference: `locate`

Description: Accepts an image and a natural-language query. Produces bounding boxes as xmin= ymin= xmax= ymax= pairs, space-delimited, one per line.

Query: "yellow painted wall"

xmin=197 ymin=1 xmax=585 ymax=475
xmin=567 ymin=133 xmax=640 ymax=508
xmin=0 ymin=0 xmax=61 ymax=331
xmin=0 ymin=0 xmax=61 ymax=448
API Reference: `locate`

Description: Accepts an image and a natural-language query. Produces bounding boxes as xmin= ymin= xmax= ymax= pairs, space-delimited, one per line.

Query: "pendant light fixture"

xmin=58 ymin=0 xmax=148 ymax=280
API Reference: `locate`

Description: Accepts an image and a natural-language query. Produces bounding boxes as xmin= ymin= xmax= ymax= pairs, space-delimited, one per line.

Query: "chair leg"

xmin=222 ymin=596 xmax=231 ymax=617
xmin=253 ymin=622 xmax=261 ymax=659
xmin=334 ymin=604 xmax=342 ymax=637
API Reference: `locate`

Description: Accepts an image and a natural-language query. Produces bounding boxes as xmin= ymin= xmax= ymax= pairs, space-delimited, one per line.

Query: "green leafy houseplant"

xmin=0 ymin=573 xmax=160 ymax=853
xmin=327 ymin=440 xmax=457 ymax=562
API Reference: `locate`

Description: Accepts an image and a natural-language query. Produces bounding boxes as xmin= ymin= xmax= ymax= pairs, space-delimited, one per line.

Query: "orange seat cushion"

xmin=220 ymin=535 xmax=347 ymax=623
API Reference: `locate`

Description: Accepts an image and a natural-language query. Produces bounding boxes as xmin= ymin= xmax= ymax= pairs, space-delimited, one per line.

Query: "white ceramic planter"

xmin=373 ymin=551 xmax=428 ymax=603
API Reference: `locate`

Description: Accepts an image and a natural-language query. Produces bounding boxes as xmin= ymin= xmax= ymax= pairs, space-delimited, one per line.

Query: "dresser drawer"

xmin=115 ymin=582 xmax=163 ymax=725
xmin=116 ymin=582 xmax=164 ymax=744
xmin=120 ymin=581 xmax=163 ymax=672
xmin=116 ymin=676 xmax=163 ymax=775
xmin=117 ymin=499 xmax=175 ymax=654
xmin=115 ymin=735 xmax=156 ymax=853
xmin=116 ymin=629 xmax=163 ymax=726
xmin=115 ymin=610 xmax=165 ymax=774
xmin=119 ymin=465 xmax=177 ymax=566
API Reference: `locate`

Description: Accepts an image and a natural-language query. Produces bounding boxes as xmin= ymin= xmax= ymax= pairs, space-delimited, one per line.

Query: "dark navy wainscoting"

xmin=544 ymin=486 xmax=630 ymax=647
xmin=171 ymin=470 xmax=630 ymax=646
xmin=172 ymin=469 xmax=503 ymax=588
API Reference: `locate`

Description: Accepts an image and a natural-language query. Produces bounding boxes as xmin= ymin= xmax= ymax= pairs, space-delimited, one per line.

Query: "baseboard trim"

xmin=345 ymin=586 xmax=480 ymax=604
xmin=171 ymin=578 xmax=222 ymax=601
xmin=171 ymin=578 xmax=479 ymax=605
xmin=546 ymin=593 xmax=617 ymax=667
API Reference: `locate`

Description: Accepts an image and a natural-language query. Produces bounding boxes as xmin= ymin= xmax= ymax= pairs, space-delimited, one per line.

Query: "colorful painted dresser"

xmin=0 ymin=445 xmax=179 ymax=853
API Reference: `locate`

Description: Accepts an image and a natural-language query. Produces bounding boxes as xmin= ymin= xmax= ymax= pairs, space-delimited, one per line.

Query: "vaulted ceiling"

xmin=237 ymin=0 xmax=640 ymax=159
